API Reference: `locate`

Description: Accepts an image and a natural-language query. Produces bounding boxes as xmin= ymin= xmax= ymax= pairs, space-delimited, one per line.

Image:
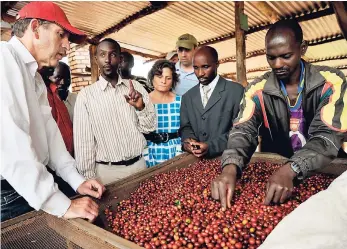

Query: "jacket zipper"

xmin=265 ymin=91 xmax=291 ymax=136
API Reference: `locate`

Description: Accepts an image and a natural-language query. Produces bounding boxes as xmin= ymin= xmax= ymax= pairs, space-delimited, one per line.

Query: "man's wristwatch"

xmin=290 ymin=162 xmax=304 ymax=180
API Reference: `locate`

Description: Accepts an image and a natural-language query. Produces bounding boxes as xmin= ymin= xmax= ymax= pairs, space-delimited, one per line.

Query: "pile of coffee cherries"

xmin=105 ymin=160 xmax=335 ymax=249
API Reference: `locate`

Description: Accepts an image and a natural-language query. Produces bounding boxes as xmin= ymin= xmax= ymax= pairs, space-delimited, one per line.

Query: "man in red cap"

xmin=0 ymin=2 xmax=105 ymax=222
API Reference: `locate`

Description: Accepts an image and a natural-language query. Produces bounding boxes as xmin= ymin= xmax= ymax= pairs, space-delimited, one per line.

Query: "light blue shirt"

xmin=174 ymin=62 xmax=199 ymax=96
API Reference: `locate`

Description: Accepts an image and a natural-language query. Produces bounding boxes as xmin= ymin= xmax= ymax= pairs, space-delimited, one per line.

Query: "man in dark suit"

xmin=180 ymin=46 xmax=244 ymax=158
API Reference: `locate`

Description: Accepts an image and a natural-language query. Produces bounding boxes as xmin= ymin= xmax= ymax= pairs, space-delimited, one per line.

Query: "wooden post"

xmin=235 ymin=1 xmax=247 ymax=87
xmin=332 ymin=2 xmax=347 ymax=39
xmin=89 ymin=44 xmax=99 ymax=83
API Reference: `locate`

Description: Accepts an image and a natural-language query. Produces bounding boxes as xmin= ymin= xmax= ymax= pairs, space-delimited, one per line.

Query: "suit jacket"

xmin=180 ymin=76 xmax=244 ymax=157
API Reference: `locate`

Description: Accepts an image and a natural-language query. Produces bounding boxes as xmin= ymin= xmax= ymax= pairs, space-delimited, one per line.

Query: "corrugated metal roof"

xmin=306 ymin=40 xmax=347 ymax=59
xmin=313 ymin=58 xmax=347 ymax=68
xmin=2 ymin=1 xmax=346 ymax=78
xmin=168 ymin=1 xmax=236 ymax=36
xmin=300 ymin=15 xmax=341 ymax=40
xmin=55 ymin=1 xmax=149 ymax=36
xmin=7 ymin=1 xmax=149 ymax=37
xmin=266 ymin=1 xmax=328 ymax=17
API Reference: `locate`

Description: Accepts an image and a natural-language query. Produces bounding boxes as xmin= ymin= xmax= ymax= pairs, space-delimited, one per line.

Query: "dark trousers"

xmin=1 ymin=180 xmax=33 ymax=222
xmin=46 ymin=167 xmax=77 ymax=198
xmin=1 ymin=167 xmax=77 ymax=222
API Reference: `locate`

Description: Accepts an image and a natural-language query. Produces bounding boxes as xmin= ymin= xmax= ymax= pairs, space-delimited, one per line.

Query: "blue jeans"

xmin=1 ymin=183 xmax=33 ymax=222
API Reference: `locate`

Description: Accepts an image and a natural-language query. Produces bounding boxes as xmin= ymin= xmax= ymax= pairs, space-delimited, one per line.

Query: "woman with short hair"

xmin=144 ymin=60 xmax=182 ymax=167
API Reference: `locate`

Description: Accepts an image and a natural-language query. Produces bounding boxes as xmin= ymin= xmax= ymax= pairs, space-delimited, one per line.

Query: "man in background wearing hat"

xmin=173 ymin=34 xmax=199 ymax=96
xmin=1 ymin=2 xmax=105 ymax=222
xmin=166 ymin=51 xmax=179 ymax=64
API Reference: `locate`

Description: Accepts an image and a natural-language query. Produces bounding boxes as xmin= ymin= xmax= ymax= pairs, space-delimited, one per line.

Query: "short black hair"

xmin=39 ymin=62 xmax=70 ymax=86
xmin=147 ymin=60 xmax=179 ymax=90
xmin=267 ymin=19 xmax=303 ymax=44
xmin=97 ymin=38 xmax=121 ymax=54
xmin=121 ymin=51 xmax=134 ymax=64
xmin=194 ymin=46 xmax=219 ymax=63
xmin=57 ymin=62 xmax=71 ymax=88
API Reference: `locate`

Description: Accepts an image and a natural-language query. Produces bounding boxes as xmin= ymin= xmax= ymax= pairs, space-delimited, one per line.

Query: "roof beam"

xmin=145 ymin=34 xmax=347 ymax=64
xmin=221 ymin=66 xmax=270 ymax=77
xmin=252 ymin=2 xmax=279 ymax=23
xmin=308 ymin=55 xmax=347 ymax=63
xmin=1 ymin=1 xmax=17 ymax=23
xmin=77 ymin=42 xmax=160 ymax=60
xmin=88 ymin=1 xmax=170 ymax=44
xmin=235 ymin=1 xmax=247 ymax=86
xmin=198 ymin=6 xmax=335 ymax=47
xmin=222 ymin=62 xmax=347 ymax=78
xmin=308 ymin=34 xmax=344 ymax=46
xmin=332 ymin=2 xmax=347 ymax=39
xmin=121 ymin=47 xmax=160 ymax=60
xmin=218 ymin=36 xmax=346 ymax=64
xmin=219 ymin=49 xmax=266 ymax=64
xmin=336 ymin=65 xmax=347 ymax=70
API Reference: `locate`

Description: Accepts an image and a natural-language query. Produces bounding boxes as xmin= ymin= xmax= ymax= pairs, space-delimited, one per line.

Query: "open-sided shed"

xmin=1 ymin=1 xmax=347 ymax=83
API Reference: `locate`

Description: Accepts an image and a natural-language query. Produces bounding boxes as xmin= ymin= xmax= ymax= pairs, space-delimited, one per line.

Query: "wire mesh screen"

xmin=1 ymin=212 xmax=84 ymax=249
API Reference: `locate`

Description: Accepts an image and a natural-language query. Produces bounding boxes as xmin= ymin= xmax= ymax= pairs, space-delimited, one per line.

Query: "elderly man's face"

xmin=33 ymin=20 xmax=70 ymax=68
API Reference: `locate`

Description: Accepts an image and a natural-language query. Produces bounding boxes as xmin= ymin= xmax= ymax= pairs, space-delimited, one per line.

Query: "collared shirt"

xmin=47 ymin=83 xmax=74 ymax=156
xmin=74 ymin=75 xmax=156 ymax=179
xmin=199 ymin=75 xmax=220 ymax=104
xmin=64 ymin=91 xmax=77 ymax=121
xmin=1 ymin=37 xmax=85 ymax=217
xmin=174 ymin=62 xmax=199 ymax=96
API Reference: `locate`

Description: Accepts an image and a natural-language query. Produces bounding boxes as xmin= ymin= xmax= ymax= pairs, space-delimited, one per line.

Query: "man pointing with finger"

xmin=74 ymin=38 xmax=156 ymax=185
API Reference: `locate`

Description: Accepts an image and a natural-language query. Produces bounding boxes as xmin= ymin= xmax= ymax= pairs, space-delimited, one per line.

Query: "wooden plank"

xmin=89 ymin=44 xmax=99 ymax=83
xmin=89 ymin=2 xmax=170 ymax=43
xmin=2 ymin=152 xmax=346 ymax=249
xmin=68 ymin=219 xmax=143 ymax=249
xmin=76 ymin=152 xmax=345 ymax=247
xmin=221 ymin=56 xmax=347 ymax=78
xmin=198 ymin=7 xmax=335 ymax=47
xmin=332 ymin=2 xmax=347 ymax=39
xmin=1 ymin=1 xmax=18 ymax=21
xmin=121 ymin=47 xmax=160 ymax=60
xmin=1 ymin=210 xmax=44 ymax=229
xmin=47 ymin=215 xmax=122 ymax=249
xmin=219 ymin=42 xmax=347 ymax=65
xmin=253 ymin=2 xmax=279 ymax=23
xmin=308 ymin=34 xmax=344 ymax=46
xmin=235 ymin=1 xmax=247 ymax=87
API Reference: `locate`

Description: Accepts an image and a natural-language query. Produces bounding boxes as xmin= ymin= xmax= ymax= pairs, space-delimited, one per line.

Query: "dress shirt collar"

xmin=98 ymin=74 xmax=126 ymax=91
xmin=200 ymin=74 xmax=220 ymax=91
xmin=65 ymin=91 xmax=73 ymax=104
xmin=9 ymin=36 xmax=38 ymax=78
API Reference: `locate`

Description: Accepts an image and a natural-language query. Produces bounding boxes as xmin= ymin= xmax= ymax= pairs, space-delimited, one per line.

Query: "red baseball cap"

xmin=17 ymin=1 xmax=86 ymax=44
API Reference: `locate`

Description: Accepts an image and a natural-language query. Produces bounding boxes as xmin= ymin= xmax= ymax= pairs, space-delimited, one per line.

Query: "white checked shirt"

xmin=1 ymin=37 xmax=85 ymax=217
xmin=74 ymin=75 xmax=156 ymax=179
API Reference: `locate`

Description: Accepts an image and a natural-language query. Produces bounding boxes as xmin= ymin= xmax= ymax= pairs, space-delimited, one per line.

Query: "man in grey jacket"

xmin=180 ymin=46 xmax=244 ymax=158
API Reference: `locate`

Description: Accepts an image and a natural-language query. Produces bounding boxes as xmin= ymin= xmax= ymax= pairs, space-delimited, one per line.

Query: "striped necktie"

xmin=202 ymin=85 xmax=211 ymax=108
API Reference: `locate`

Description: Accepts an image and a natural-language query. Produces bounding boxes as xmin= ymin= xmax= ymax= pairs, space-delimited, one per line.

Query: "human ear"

xmin=30 ymin=19 xmax=40 ymax=39
xmin=300 ymin=40 xmax=308 ymax=56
